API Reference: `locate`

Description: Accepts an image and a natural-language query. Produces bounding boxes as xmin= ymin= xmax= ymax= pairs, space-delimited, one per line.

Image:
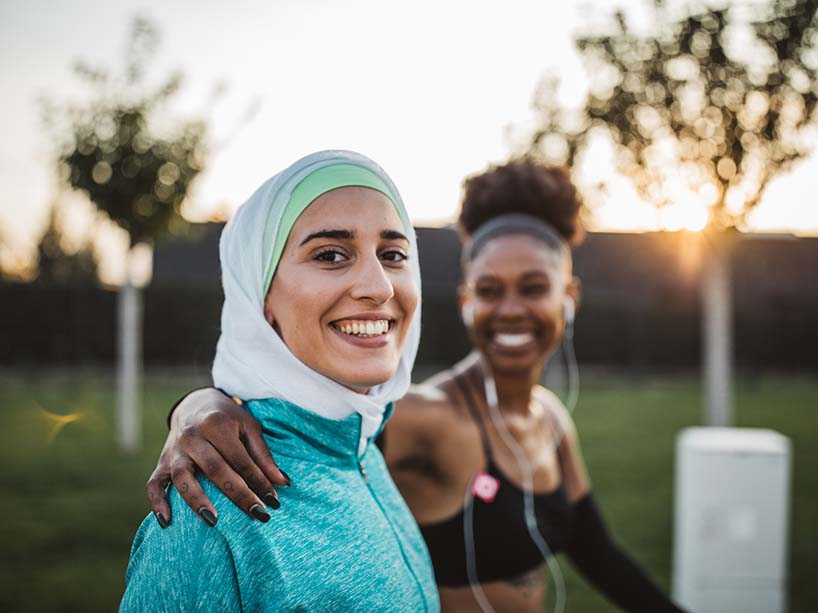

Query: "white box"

xmin=672 ymin=427 xmax=791 ymax=613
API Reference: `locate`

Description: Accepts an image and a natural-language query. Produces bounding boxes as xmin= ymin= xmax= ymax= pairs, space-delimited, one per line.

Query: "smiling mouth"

xmin=331 ymin=319 xmax=394 ymax=338
xmin=493 ymin=332 xmax=536 ymax=349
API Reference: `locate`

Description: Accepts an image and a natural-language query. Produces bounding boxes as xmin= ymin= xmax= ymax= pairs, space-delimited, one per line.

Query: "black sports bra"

xmin=418 ymin=374 xmax=573 ymax=587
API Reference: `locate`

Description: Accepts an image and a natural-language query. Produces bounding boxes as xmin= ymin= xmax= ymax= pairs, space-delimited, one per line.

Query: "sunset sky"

xmin=1 ymin=0 xmax=816 ymax=284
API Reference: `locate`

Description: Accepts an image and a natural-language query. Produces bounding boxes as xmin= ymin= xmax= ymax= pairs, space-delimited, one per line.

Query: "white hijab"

xmin=212 ymin=150 xmax=421 ymax=455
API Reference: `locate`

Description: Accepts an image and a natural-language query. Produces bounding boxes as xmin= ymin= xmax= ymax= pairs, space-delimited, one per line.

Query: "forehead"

xmin=467 ymin=234 xmax=564 ymax=279
xmin=291 ymin=186 xmax=402 ymax=234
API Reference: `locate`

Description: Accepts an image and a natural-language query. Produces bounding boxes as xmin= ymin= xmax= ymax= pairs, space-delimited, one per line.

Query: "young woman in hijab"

xmin=146 ymin=160 xmax=685 ymax=612
xmin=121 ymin=150 xmax=438 ymax=612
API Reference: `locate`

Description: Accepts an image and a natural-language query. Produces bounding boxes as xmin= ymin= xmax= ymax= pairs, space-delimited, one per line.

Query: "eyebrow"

xmin=519 ymin=271 xmax=551 ymax=280
xmin=381 ymin=230 xmax=409 ymax=242
xmin=298 ymin=228 xmax=408 ymax=246
xmin=299 ymin=229 xmax=354 ymax=246
xmin=475 ymin=270 xmax=551 ymax=284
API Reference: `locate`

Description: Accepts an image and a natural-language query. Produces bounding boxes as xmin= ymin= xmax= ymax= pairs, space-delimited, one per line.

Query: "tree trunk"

xmin=702 ymin=241 xmax=733 ymax=426
xmin=116 ymin=248 xmax=142 ymax=453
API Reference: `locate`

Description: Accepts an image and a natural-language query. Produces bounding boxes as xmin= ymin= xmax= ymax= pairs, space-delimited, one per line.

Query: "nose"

xmin=349 ymin=253 xmax=395 ymax=305
xmin=495 ymin=290 xmax=526 ymax=318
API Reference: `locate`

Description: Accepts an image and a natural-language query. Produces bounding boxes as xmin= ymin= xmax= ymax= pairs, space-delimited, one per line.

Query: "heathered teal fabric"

xmin=121 ymin=398 xmax=439 ymax=612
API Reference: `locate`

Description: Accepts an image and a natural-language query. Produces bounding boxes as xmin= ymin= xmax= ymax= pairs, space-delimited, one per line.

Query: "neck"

xmin=470 ymin=353 xmax=545 ymax=417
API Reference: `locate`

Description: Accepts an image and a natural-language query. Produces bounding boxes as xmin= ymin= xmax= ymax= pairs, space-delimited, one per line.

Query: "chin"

xmin=482 ymin=347 xmax=548 ymax=377
xmin=487 ymin=358 xmax=539 ymax=377
xmin=334 ymin=364 xmax=400 ymax=392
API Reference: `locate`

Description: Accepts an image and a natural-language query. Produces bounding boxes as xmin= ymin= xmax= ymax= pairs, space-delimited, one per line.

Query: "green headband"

xmin=262 ymin=163 xmax=399 ymax=295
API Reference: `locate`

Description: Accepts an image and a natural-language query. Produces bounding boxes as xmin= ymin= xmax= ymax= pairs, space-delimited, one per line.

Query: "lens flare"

xmin=38 ymin=407 xmax=82 ymax=443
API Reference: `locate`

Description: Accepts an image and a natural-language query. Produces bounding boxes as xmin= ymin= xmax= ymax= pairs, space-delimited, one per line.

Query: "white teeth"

xmin=335 ymin=319 xmax=391 ymax=337
xmin=494 ymin=332 xmax=534 ymax=347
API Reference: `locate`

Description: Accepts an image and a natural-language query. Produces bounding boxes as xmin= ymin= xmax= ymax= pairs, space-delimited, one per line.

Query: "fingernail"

xmin=264 ymin=491 xmax=281 ymax=510
xmin=198 ymin=507 xmax=217 ymax=527
xmin=279 ymin=469 xmax=292 ymax=486
xmin=250 ymin=504 xmax=271 ymax=522
xmin=155 ymin=512 xmax=169 ymax=529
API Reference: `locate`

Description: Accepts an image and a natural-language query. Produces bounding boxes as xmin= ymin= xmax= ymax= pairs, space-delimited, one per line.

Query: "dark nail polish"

xmin=264 ymin=491 xmax=281 ymax=510
xmin=279 ymin=469 xmax=292 ymax=486
xmin=155 ymin=512 xmax=169 ymax=529
xmin=250 ymin=504 xmax=271 ymax=522
xmin=198 ymin=507 xmax=217 ymax=527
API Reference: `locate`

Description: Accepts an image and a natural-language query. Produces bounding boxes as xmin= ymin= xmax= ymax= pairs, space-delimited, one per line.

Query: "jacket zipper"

xmin=354 ymin=417 xmax=431 ymax=612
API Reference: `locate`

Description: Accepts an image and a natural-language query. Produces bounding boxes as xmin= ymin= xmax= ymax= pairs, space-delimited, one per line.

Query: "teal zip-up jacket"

xmin=121 ymin=398 xmax=439 ymax=612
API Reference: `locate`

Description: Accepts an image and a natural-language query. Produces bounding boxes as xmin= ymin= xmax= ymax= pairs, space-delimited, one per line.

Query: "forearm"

xmin=167 ymin=387 xmax=233 ymax=429
xmin=564 ymin=495 xmax=686 ymax=613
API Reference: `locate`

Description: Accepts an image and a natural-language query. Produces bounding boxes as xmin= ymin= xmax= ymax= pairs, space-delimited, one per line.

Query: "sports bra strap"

xmin=452 ymin=371 xmax=493 ymax=461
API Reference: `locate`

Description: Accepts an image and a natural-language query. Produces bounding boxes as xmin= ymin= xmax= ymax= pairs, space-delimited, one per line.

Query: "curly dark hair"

xmin=457 ymin=158 xmax=584 ymax=245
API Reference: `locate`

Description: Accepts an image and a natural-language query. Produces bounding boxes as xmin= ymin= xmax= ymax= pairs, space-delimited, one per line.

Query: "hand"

xmin=146 ymin=388 xmax=290 ymax=528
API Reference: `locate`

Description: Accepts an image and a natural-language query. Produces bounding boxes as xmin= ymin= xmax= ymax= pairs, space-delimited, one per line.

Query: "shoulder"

xmin=399 ymin=360 xmax=470 ymax=417
xmin=533 ymin=385 xmax=579 ymax=444
xmin=385 ymin=375 xmax=477 ymax=470
xmin=123 ymin=490 xmax=242 ymax=610
xmin=130 ymin=480 xmax=241 ymax=565
xmin=398 ymin=382 xmax=454 ymax=413
xmin=394 ymin=378 xmax=471 ymax=434
xmin=534 ymin=385 xmax=591 ymax=501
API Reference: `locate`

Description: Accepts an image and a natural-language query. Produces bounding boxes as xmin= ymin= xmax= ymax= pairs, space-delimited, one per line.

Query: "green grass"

xmin=0 ymin=370 xmax=815 ymax=612
xmin=559 ymin=376 xmax=818 ymax=613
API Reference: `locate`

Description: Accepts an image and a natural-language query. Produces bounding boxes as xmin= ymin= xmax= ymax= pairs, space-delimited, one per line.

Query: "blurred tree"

xmin=47 ymin=16 xmax=208 ymax=451
xmin=0 ymin=227 xmax=13 ymax=282
xmin=35 ymin=205 xmax=98 ymax=286
xmin=528 ymin=0 xmax=818 ymax=426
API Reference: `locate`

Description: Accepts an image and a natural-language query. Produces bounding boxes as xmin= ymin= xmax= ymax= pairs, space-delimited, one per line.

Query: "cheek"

xmin=470 ymin=294 xmax=499 ymax=320
xmin=269 ymin=278 xmax=334 ymax=336
xmin=535 ymin=297 xmax=562 ymax=319
xmin=472 ymin=303 xmax=493 ymax=328
xmin=394 ymin=271 xmax=419 ymax=319
xmin=465 ymin=303 xmax=494 ymax=341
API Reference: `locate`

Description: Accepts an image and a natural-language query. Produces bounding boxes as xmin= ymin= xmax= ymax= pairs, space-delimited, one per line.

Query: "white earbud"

xmin=563 ymin=296 xmax=575 ymax=325
xmin=461 ymin=302 xmax=474 ymax=327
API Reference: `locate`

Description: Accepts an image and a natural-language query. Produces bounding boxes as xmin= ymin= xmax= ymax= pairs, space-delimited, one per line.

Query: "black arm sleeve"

xmin=374 ymin=429 xmax=386 ymax=453
xmin=563 ymin=494 xmax=687 ymax=613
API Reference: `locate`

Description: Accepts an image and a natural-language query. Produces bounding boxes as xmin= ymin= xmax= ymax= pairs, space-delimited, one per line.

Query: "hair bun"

xmin=458 ymin=158 xmax=584 ymax=246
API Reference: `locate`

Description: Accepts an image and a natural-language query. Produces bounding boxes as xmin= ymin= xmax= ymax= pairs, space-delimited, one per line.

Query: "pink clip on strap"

xmin=471 ymin=472 xmax=500 ymax=503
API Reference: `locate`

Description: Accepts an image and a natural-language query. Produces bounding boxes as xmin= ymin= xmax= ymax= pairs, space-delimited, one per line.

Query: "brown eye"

xmin=521 ymin=284 xmax=549 ymax=296
xmin=314 ymin=249 xmax=348 ymax=264
xmin=475 ymin=285 xmax=502 ymax=300
xmin=380 ymin=249 xmax=408 ymax=264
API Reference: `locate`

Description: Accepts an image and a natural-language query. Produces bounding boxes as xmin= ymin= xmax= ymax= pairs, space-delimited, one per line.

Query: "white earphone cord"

xmin=463 ymin=318 xmax=579 ymax=613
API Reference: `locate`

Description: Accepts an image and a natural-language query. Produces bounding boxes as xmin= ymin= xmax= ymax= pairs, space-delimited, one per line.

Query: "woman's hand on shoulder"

xmin=146 ymin=388 xmax=290 ymax=528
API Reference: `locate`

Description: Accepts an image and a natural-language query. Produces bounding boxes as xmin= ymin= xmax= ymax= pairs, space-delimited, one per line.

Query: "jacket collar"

xmin=244 ymin=397 xmax=394 ymax=463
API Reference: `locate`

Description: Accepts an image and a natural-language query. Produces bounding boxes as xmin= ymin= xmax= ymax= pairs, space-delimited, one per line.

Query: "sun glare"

xmin=660 ymin=196 xmax=709 ymax=232
xmin=589 ymin=178 xmax=711 ymax=233
xmin=38 ymin=406 xmax=82 ymax=444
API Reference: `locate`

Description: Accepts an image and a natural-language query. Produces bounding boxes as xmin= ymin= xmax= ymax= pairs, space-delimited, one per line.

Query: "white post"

xmin=116 ymin=248 xmax=142 ymax=453
xmin=702 ymin=243 xmax=733 ymax=427
xmin=673 ymin=428 xmax=791 ymax=613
